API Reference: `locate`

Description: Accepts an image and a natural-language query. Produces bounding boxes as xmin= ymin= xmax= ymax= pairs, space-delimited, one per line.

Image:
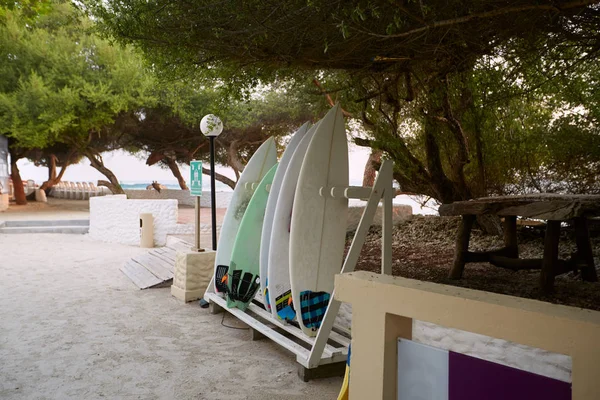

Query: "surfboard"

xmin=289 ymin=105 xmax=348 ymax=336
xmin=226 ymin=163 xmax=278 ymax=310
xmin=259 ymin=122 xmax=310 ymax=311
xmin=213 ymin=137 xmax=277 ymax=294
xmin=267 ymin=122 xmax=320 ymax=322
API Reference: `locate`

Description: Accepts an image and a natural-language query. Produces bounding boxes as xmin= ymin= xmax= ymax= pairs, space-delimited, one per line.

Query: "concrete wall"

xmin=124 ymin=189 xmax=233 ymax=208
xmin=89 ymin=195 xmax=178 ymax=246
xmin=335 ymin=271 xmax=600 ymax=400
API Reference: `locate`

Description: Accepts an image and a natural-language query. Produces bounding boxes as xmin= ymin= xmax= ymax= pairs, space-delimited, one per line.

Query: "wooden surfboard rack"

xmin=204 ymin=160 xmax=395 ymax=381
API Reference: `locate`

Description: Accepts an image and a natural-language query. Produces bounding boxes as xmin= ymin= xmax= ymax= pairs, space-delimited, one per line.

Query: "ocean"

xmin=120 ymin=180 xmax=234 ymax=192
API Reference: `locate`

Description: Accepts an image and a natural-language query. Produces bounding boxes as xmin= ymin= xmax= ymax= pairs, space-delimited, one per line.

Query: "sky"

xmin=15 ymin=140 xmax=438 ymax=214
xmin=17 ymin=141 xmax=372 ymax=189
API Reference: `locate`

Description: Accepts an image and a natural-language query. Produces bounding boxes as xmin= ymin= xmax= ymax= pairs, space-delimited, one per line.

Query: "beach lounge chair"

xmin=67 ymin=181 xmax=76 ymax=199
xmin=53 ymin=182 xmax=64 ymax=198
xmin=76 ymin=182 xmax=87 ymax=200
xmin=62 ymin=181 xmax=71 ymax=199
xmin=82 ymin=182 xmax=93 ymax=198
xmin=89 ymin=182 xmax=103 ymax=197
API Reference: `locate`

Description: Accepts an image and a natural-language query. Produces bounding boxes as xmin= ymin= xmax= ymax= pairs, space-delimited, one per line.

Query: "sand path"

xmin=0 ymin=233 xmax=341 ymax=399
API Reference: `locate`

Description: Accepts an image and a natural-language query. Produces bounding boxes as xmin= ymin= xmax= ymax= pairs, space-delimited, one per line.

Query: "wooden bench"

xmin=438 ymin=194 xmax=600 ymax=293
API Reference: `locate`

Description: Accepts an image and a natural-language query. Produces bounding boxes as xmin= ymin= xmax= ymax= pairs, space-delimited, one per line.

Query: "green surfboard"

xmin=226 ymin=163 xmax=278 ymax=310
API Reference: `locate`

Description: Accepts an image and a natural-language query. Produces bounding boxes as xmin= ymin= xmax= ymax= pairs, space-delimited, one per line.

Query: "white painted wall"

xmin=124 ymin=189 xmax=233 ymax=208
xmin=89 ymin=195 xmax=178 ymax=246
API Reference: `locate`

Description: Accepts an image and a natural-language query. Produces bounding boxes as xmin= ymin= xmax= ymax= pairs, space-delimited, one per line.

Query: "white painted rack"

xmin=204 ymin=160 xmax=394 ymax=379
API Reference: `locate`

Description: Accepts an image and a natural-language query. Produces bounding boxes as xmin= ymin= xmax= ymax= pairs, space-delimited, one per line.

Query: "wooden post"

xmin=574 ymin=217 xmax=598 ymax=283
xmin=540 ymin=220 xmax=561 ymax=294
xmin=449 ymin=214 xmax=475 ymax=279
xmin=502 ymin=216 xmax=518 ymax=258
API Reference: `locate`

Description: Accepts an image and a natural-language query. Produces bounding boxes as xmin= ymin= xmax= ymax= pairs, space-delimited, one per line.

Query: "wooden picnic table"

xmin=438 ymin=194 xmax=600 ymax=293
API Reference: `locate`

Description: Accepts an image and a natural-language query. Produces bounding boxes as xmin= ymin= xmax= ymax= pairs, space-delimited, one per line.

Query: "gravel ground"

xmin=351 ymin=216 xmax=600 ymax=311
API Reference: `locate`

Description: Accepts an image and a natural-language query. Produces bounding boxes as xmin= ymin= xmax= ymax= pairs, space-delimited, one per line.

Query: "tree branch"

xmin=312 ymin=79 xmax=354 ymax=118
xmin=367 ymin=0 xmax=597 ymax=39
xmin=202 ymin=167 xmax=236 ymax=190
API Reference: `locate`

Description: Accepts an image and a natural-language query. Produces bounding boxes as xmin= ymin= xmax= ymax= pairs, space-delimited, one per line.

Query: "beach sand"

xmin=0 ymin=207 xmax=342 ymax=399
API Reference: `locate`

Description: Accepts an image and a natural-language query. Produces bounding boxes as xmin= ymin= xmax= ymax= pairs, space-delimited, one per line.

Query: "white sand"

xmin=0 ymin=233 xmax=341 ymax=399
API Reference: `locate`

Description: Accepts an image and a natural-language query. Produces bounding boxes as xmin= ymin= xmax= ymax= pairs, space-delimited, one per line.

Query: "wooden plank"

xmin=132 ymin=254 xmax=173 ymax=281
xmin=150 ymin=250 xmax=176 ymax=265
xmin=439 ymin=196 xmax=600 ymax=219
xmin=247 ymin=304 xmax=337 ymax=357
xmin=146 ymin=251 xmax=175 ymax=267
xmin=121 ymin=260 xmax=163 ymax=289
xmin=159 ymin=249 xmax=177 ymax=261
xmin=297 ymin=361 xmax=346 ymax=382
xmin=464 ymin=247 xmax=513 ymax=263
xmin=206 ymin=293 xmax=311 ymax=359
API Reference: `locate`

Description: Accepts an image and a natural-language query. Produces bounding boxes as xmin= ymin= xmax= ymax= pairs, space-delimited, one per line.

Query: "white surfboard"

xmin=259 ymin=122 xmax=310 ymax=311
xmin=213 ymin=137 xmax=277 ymax=294
xmin=267 ymin=122 xmax=320 ymax=321
xmin=289 ymin=105 xmax=348 ymax=336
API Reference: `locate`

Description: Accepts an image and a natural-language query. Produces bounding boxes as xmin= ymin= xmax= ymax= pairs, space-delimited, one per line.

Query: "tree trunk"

xmin=363 ymin=150 xmax=382 ymax=187
xmin=165 ymin=157 xmax=189 ymax=190
xmin=9 ymin=148 xmax=26 ymax=205
xmin=424 ymin=119 xmax=457 ymax=203
xmin=227 ymin=140 xmax=244 ymax=180
xmin=202 ymin=166 xmax=236 ymax=190
xmin=85 ymin=150 xmax=124 ymax=194
xmin=40 ymin=154 xmax=68 ymax=191
xmin=97 ymin=180 xmax=122 ymax=195
xmin=48 ymin=154 xmax=57 ymax=181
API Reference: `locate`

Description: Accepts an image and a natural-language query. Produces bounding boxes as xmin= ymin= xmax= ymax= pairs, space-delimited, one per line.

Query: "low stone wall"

xmin=89 ymin=195 xmax=178 ymax=246
xmin=124 ymin=189 xmax=233 ymax=208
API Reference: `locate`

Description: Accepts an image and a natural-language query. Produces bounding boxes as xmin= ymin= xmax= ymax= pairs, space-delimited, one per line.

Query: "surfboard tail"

xmin=299 ymin=290 xmax=331 ymax=332
xmin=275 ymin=290 xmax=296 ymax=321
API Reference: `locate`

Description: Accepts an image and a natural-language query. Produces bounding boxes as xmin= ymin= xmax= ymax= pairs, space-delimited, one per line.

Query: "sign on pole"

xmin=190 ymin=160 xmax=202 ymax=196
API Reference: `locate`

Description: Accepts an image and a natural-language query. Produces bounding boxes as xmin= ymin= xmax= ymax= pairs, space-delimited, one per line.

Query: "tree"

xmin=0 ymin=2 xmax=155 ymax=200
xmin=121 ymin=84 xmax=313 ymax=189
xmin=89 ymin=0 xmax=600 ymax=204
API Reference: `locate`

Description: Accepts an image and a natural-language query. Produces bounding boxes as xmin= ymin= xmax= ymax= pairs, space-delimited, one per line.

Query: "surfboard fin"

xmin=215 ymin=265 xmax=229 ymax=293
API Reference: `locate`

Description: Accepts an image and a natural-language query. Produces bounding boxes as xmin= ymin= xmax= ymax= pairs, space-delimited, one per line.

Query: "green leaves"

xmin=0 ymin=2 xmax=154 ymax=150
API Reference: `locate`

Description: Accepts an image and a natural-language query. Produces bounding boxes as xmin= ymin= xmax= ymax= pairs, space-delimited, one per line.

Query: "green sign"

xmin=190 ymin=160 xmax=202 ymax=196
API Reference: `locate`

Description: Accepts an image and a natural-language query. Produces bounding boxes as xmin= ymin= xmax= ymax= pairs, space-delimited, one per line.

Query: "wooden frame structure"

xmin=204 ymin=160 xmax=395 ymax=379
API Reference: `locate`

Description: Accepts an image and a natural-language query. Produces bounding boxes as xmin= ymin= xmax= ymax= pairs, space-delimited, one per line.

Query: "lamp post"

xmin=200 ymin=114 xmax=223 ymax=251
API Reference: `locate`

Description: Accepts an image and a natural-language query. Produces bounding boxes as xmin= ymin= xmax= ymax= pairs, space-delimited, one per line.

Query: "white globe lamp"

xmin=200 ymin=114 xmax=223 ymax=137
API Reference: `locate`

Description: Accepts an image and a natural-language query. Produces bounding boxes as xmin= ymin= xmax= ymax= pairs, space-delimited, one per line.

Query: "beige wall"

xmin=335 ymin=271 xmax=600 ymax=400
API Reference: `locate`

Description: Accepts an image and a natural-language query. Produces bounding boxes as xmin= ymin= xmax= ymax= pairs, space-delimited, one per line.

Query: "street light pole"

xmin=209 ymin=136 xmax=217 ymax=250
xmin=200 ymin=114 xmax=223 ymax=252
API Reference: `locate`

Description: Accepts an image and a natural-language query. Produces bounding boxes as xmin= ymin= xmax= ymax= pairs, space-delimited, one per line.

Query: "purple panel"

xmin=449 ymin=352 xmax=571 ymax=400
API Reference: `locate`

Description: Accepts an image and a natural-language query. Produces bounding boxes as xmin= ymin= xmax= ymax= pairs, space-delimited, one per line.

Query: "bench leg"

xmin=449 ymin=215 xmax=475 ymax=279
xmin=575 ymin=218 xmax=598 ymax=282
xmin=540 ymin=220 xmax=560 ymax=294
